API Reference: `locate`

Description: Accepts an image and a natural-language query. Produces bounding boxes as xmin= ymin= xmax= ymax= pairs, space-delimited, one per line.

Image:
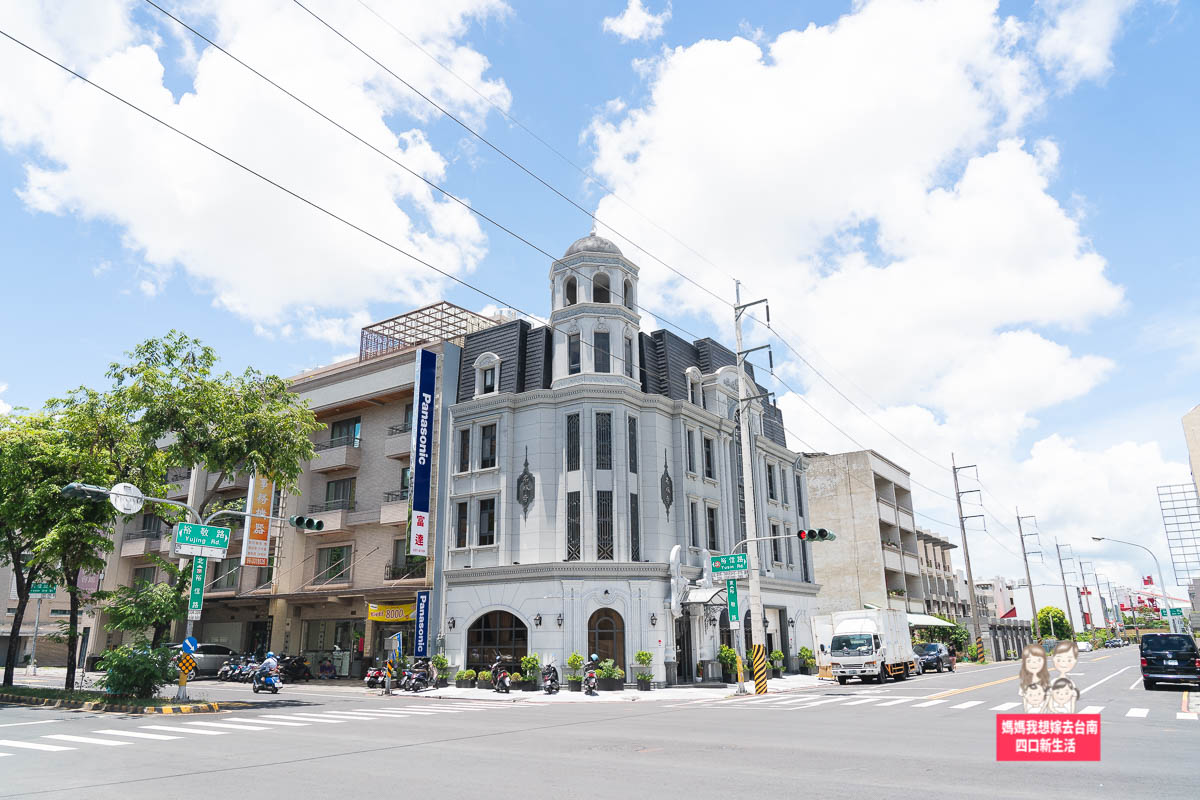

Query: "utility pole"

xmin=1080 ymin=560 xmax=1098 ymax=630
xmin=952 ymin=454 xmax=983 ymax=652
xmin=734 ymin=281 xmax=770 ymax=694
xmin=1016 ymin=509 xmax=1040 ymax=639
xmin=1055 ymin=540 xmax=1074 ymax=634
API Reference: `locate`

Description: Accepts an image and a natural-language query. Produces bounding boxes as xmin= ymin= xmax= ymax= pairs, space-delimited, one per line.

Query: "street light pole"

xmin=1016 ymin=509 xmax=1040 ymax=639
xmin=1092 ymin=535 xmax=1175 ymax=630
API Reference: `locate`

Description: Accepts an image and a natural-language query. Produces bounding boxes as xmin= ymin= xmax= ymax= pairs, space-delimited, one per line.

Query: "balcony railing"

xmin=309 ymin=499 xmax=355 ymax=513
xmin=385 ymin=559 xmax=426 ymax=581
xmin=167 ymin=467 xmax=192 ymax=483
xmin=126 ymin=528 xmax=163 ymax=541
xmin=387 ymin=424 xmax=411 ymax=436
xmin=383 ymin=488 xmax=410 ymax=503
xmin=315 ymin=435 xmax=361 ymax=452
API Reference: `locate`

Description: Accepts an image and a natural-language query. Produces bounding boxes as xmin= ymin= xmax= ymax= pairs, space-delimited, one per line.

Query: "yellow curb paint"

xmin=927 ymin=674 xmax=1019 ymax=700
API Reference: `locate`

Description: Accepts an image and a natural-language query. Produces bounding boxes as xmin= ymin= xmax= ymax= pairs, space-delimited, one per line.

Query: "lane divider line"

xmin=927 ymin=675 xmax=1018 ymax=700
xmin=1079 ymin=666 xmax=1131 ymax=695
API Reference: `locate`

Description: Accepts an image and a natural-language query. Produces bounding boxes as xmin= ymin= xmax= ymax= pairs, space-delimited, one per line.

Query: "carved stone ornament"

xmin=516 ymin=447 xmax=535 ymax=521
xmin=660 ymin=449 xmax=674 ymax=521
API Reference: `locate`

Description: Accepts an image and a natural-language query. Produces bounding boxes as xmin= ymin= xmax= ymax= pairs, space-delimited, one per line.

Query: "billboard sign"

xmin=414 ymin=590 xmax=430 ymax=658
xmin=409 ymin=349 xmax=437 ymax=557
xmin=241 ymin=474 xmax=274 ymax=568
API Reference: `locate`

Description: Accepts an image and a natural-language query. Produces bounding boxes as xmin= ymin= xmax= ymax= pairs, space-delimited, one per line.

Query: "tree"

xmin=1038 ymin=606 xmax=1073 ymax=639
xmin=95 ymin=555 xmax=186 ymax=647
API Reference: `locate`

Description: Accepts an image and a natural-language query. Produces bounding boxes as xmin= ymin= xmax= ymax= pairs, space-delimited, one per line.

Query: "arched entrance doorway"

xmin=466 ymin=610 xmax=529 ymax=672
xmin=588 ymin=608 xmax=626 ymax=670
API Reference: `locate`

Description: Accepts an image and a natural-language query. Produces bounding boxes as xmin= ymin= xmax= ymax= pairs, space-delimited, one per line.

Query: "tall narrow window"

xmin=686 ymin=429 xmax=696 ymax=473
xmin=689 ymin=501 xmax=699 ymax=548
xmin=568 ymin=333 xmax=581 ymax=374
xmin=785 ymin=528 xmax=794 ymax=566
xmin=455 ymin=501 xmax=469 ymax=549
xmin=627 ymin=416 xmax=638 ymax=473
xmin=566 ymin=413 xmax=581 ymax=471
xmin=596 ymin=412 xmax=612 ymax=470
xmin=629 ymin=493 xmax=641 ymax=562
xmin=795 ymin=475 xmax=804 ymax=518
xmin=771 ymin=523 xmax=781 ymax=563
xmin=594 ymin=332 xmax=610 ymax=373
xmin=597 ymin=491 xmax=614 ymax=559
xmin=706 ymin=506 xmax=719 ymax=552
xmin=478 ymin=498 xmax=496 ymax=546
xmin=567 ymin=491 xmax=581 ymax=561
xmin=767 ymin=464 xmax=777 ymax=501
xmin=703 ymin=437 xmax=715 ymax=480
xmin=565 ymin=276 xmax=577 ymax=306
xmin=329 ymin=416 xmax=361 ymax=447
xmin=325 ymin=477 xmax=355 ymax=511
xmin=457 ymin=428 xmax=471 ymax=473
xmin=781 ymin=469 xmax=789 ymax=505
xmin=623 ymin=278 xmax=634 ymax=310
xmin=404 ymin=402 xmax=414 ymax=430
xmin=593 ymin=272 xmax=611 ymax=303
xmin=482 ymin=367 xmax=496 ymax=394
xmin=623 ymin=337 xmax=634 ymax=378
xmin=480 ymin=424 xmax=497 ymax=469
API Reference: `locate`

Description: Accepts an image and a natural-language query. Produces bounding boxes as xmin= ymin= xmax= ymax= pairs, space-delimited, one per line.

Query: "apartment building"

xmin=974 ymin=576 xmax=1018 ymax=620
xmin=89 ymin=303 xmax=496 ymax=678
xmin=916 ymin=528 xmax=960 ymax=618
xmin=805 ymin=449 xmax=927 ymax=615
xmin=2 ymin=566 xmax=100 ymax=668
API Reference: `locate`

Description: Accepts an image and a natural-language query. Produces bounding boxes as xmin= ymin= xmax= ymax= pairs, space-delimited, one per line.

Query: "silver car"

xmin=170 ymin=643 xmax=237 ymax=679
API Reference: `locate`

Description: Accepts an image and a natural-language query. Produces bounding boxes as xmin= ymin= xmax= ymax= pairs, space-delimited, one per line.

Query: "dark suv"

xmin=918 ymin=643 xmax=953 ymax=673
xmin=1140 ymin=632 xmax=1200 ymax=690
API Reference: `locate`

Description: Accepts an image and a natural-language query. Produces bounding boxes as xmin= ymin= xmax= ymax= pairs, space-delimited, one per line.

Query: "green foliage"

xmin=718 ymin=644 xmax=739 ymax=667
xmin=597 ymin=659 xmax=625 ymax=680
xmin=635 ymin=650 xmax=654 ymax=667
xmin=95 ymin=639 xmax=174 ymax=698
xmin=567 ymin=672 xmax=584 ymax=682
xmin=96 ymin=557 xmax=187 ymax=645
xmin=455 ymin=670 xmax=471 ymax=680
xmin=566 ymin=651 xmax=585 ymax=676
xmin=509 ymin=671 xmax=523 ymax=683
xmin=463 ymin=669 xmax=476 ymax=680
xmin=798 ymin=647 xmax=815 ymax=667
xmin=1038 ymin=606 xmax=1073 ymax=639
xmin=431 ymin=653 xmax=449 ymax=679
xmin=477 ymin=670 xmax=492 ymax=683
xmin=636 ymin=672 xmax=654 ymax=682
xmin=520 ymin=653 xmax=541 ymax=675
xmin=769 ymin=649 xmax=785 ymax=666
xmin=966 ymin=643 xmax=986 ymax=663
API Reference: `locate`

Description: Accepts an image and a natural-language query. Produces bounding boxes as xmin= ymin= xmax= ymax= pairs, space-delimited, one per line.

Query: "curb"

xmin=0 ymin=692 xmax=222 ymax=714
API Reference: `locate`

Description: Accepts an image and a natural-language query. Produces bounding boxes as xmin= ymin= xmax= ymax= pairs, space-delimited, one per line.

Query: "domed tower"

xmin=549 ymin=233 xmax=640 ymax=389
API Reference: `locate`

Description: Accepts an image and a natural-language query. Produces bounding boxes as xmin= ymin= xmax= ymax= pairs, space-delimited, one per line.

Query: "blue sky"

xmin=0 ymin=0 xmax=1196 ymax=604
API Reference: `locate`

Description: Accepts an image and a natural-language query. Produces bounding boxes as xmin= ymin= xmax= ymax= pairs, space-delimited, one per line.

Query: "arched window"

xmin=564 ymin=277 xmax=577 ymax=306
xmin=593 ymin=272 xmax=611 ymax=303
xmin=466 ymin=611 xmax=529 ymax=672
xmin=588 ymin=608 xmax=625 ymax=670
xmin=623 ymin=278 xmax=634 ymax=310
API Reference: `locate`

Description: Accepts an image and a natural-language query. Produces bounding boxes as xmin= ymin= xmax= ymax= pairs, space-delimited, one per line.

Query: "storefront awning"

xmin=908 ymin=612 xmax=955 ymax=628
xmin=682 ymin=585 xmax=726 ymax=606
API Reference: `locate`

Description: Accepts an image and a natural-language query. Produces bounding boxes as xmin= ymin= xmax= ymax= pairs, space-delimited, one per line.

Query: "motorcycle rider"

xmin=253 ymin=651 xmax=279 ymax=690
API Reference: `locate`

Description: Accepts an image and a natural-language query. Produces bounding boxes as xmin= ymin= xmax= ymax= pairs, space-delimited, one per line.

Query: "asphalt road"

xmin=1 ymin=647 xmax=1195 ymax=799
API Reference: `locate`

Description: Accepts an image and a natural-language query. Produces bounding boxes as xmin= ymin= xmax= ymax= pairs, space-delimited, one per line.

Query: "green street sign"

xmin=712 ymin=553 xmax=749 ymax=574
xmin=175 ymin=522 xmax=231 ymax=558
xmin=29 ymin=581 xmax=56 ymax=597
xmin=726 ymin=578 xmax=740 ymax=623
xmin=1169 ymin=608 xmax=1183 ymax=617
xmin=187 ymin=556 xmax=208 ymax=621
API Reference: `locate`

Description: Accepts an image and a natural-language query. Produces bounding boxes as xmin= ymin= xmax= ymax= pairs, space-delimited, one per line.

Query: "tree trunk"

xmin=3 ymin=595 xmax=30 ymax=687
xmin=63 ymin=564 xmax=81 ymax=691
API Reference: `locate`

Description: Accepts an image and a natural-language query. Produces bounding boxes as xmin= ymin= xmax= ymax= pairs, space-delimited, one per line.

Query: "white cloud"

xmin=1035 ymin=0 xmax=1138 ymax=88
xmin=0 ymin=0 xmax=511 ymax=339
xmin=0 ymin=384 xmax=11 ymax=415
xmin=603 ymin=1 xmax=672 ymax=42
xmin=586 ymin=0 xmax=1187 ymax=593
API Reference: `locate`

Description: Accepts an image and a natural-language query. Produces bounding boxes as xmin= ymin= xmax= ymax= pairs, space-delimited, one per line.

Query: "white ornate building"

xmin=436 ymin=235 xmax=819 ymax=682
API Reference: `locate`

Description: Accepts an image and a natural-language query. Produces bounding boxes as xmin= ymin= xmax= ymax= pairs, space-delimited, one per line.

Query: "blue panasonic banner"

xmin=414 ymin=590 xmax=430 ymax=658
xmin=408 ymin=348 xmax=437 ymax=556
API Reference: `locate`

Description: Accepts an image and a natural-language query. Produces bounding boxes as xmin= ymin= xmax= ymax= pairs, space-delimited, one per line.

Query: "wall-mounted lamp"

xmin=448 ymin=617 xmax=456 ymax=630
xmin=650 ymin=613 xmax=657 ymax=627
xmin=556 ymin=613 xmax=564 ymax=627
xmin=534 ymin=613 xmax=543 ymax=627
xmin=787 ymin=617 xmax=795 ymax=627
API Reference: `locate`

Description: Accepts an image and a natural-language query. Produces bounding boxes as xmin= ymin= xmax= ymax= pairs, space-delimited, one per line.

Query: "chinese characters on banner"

xmin=241 ymin=474 xmax=274 ymax=568
xmin=408 ymin=349 xmax=437 ymax=557
xmin=996 ymin=715 xmax=1101 ymax=761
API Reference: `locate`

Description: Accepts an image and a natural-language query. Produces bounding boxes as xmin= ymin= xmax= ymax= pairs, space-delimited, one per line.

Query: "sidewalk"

xmin=414 ymin=672 xmax=827 ymax=703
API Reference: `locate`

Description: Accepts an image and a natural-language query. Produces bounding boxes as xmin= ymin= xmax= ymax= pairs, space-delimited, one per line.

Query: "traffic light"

xmin=289 ymin=515 xmax=325 ymax=531
xmin=60 ymin=482 xmax=111 ymax=502
xmin=800 ymin=528 xmax=836 ymax=542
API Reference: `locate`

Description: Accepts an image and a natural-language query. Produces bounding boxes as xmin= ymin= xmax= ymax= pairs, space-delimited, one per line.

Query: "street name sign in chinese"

xmin=175 ymin=522 xmax=231 ymax=559
xmin=241 ymin=474 xmax=274 ymax=568
xmin=29 ymin=581 xmax=56 ymax=597
xmin=711 ymin=553 xmax=748 ymax=575
xmin=187 ymin=556 xmax=208 ymax=621
xmin=1162 ymin=607 xmax=1183 ymax=617
xmin=726 ymin=578 xmax=740 ymax=623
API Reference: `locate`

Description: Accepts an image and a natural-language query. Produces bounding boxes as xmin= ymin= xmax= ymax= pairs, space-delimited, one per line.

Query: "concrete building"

xmin=438 ymin=234 xmax=819 ymax=683
xmin=2 ymin=568 xmax=100 ymax=668
xmin=805 ymin=449 xmax=926 ymax=616
xmin=973 ymin=576 xmax=1018 ymax=620
xmin=1184 ymin=404 xmax=1200 ymax=487
xmin=916 ymin=528 xmax=959 ymax=618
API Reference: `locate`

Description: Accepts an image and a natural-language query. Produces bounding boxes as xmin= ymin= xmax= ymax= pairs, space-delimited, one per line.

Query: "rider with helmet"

xmin=254 ymin=651 xmax=279 ymax=690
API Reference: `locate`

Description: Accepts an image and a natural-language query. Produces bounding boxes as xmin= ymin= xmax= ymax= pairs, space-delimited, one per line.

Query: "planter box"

xmin=479 ymin=683 xmax=497 ymax=691
xmin=435 ymin=678 xmax=449 ymax=689
xmin=771 ymin=668 xmax=782 ymax=679
xmin=798 ymin=665 xmax=814 ymax=676
xmin=597 ymin=677 xmax=624 ymax=692
xmin=521 ymin=682 xmax=539 ymax=692
xmin=455 ymin=679 xmax=474 ymax=688
xmin=721 ymin=669 xmax=735 ymax=684
xmin=568 ymin=681 xmax=582 ymax=692
xmin=636 ymin=679 xmax=651 ymax=691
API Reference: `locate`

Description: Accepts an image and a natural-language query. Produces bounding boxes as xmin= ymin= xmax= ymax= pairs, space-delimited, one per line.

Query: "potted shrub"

xmin=566 ymin=651 xmax=584 ymax=692
xmin=432 ymin=653 xmax=450 ymax=688
xmin=596 ymin=659 xmax=624 ymax=691
xmin=477 ymin=669 xmax=493 ymax=690
xmin=798 ymin=647 xmax=816 ymax=675
xmin=718 ymin=644 xmax=738 ymax=683
xmin=455 ymin=669 xmax=476 ymax=688
xmin=520 ymin=654 xmax=542 ymax=691
xmin=634 ymin=650 xmax=654 ymax=691
xmin=769 ymin=649 xmax=785 ymax=679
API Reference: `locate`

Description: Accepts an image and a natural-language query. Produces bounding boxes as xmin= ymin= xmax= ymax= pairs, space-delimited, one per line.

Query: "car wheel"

xmin=1143 ymin=679 xmax=1155 ymax=690
xmin=836 ymin=676 xmax=848 ymax=685
xmin=879 ymin=666 xmax=888 ymax=684
xmin=188 ymin=669 xmax=196 ymax=682
xmin=936 ymin=662 xmax=943 ymax=673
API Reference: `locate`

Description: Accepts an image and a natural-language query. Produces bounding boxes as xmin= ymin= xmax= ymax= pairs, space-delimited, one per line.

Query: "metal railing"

xmin=314 ymin=435 xmax=361 ymax=451
xmin=383 ymin=488 xmax=410 ymax=503
xmin=387 ymin=424 xmax=411 ymax=436
xmin=125 ymin=528 xmax=163 ymax=541
xmin=308 ymin=499 xmax=355 ymax=513
xmin=385 ymin=560 xmax=426 ymax=581
xmin=167 ymin=467 xmax=192 ymax=484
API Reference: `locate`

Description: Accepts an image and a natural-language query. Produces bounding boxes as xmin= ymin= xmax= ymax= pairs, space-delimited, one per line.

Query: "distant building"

xmin=916 ymin=528 xmax=961 ymax=619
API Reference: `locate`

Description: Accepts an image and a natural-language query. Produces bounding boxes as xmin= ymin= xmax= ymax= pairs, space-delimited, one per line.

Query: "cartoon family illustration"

xmin=1018 ymin=640 xmax=1080 ymax=713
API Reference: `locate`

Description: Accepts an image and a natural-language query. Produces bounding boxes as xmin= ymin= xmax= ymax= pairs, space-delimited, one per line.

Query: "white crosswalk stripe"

xmin=842 ymin=698 xmax=879 ymax=706
xmin=94 ymin=729 xmax=179 ymax=740
xmin=185 ymin=721 xmax=270 ymax=731
xmin=1125 ymin=708 xmax=1149 ymax=718
xmin=319 ymin=712 xmax=385 ymax=719
xmin=1079 ymin=706 xmax=1104 ymax=714
xmin=246 ymin=718 xmax=310 ymax=726
xmin=1177 ymin=712 xmax=1198 ymax=721
xmin=0 ymin=739 xmax=74 ymax=751
xmin=875 ymin=698 xmax=913 ymax=707
xmin=143 ymin=726 xmax=227 ymax=735
xmin=990 ymin=703 xmax=1021 ymax=711
xmin=262 ymin=714 xmax=344 ymax=723
xmin=912 ymin=699 xmax=946 ymax=708
xmin=42 ymin=734 xmax=129 ymax=747
xmin=949 ymin=701 xmax=983 ymax=710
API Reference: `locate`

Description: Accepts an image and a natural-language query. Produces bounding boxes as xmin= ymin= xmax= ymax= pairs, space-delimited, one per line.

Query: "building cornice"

xmin=445 ymin=561 xmax=671 ymax=584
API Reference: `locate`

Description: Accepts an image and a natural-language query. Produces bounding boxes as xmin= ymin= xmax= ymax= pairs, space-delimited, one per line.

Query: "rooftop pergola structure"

xmin=359 ymin=301 xmax=500 ymax=361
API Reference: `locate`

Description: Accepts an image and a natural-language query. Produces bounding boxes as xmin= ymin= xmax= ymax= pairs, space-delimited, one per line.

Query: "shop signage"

xmin=367 ymin=603 xmax=416 ymax=622
xmin=408 ymin=349 xmax=437 ymax=557
xmin=414 ymin=590 xmax=430 ymax=657
xmin=241 ymin=474 xmax=274 ymax=568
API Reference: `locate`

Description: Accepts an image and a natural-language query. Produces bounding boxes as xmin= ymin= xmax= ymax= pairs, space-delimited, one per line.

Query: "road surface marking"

xmin=1182 ymin=691 xmax=1190 ymax=713
xmin=42 ymin=734 xmax=129 ymax=747
xmin=927 ymin=675 xmax=1018 ymax=700
xmin=790 ymin=697 xmax=849 ymax=708
xmin=1128 ymin=677 xmax=1143 ymax=690
xmin=93 ymin=729 xmax=178 ymax=740
xmin=185 ymin=721 xmax=270 ymax=731
xmin=990 ymin=702 xmax=1021 ymax=711
xmin=950 ymin=701 xmax=984 ymax=709
xmin=1080 ymin=666 xmax=1131 ymax=695
xmin=1126 ymin=708 xmax=1149 ymax=718
xmin=875 ymin=698 xmax=914 ymax=707
xmin=1091 ymin=655 xmax=1112 ymax=662
xmin=0 ymin=720 xmax=59 ymax=729
xmin=774 ymin=697 xmax=822 ymax=706
xmin=352 ymin=709 xmax=412 ymax=715
xmin=1175 ymin=712 xmax=1198 ymax=721
xmin=0 ymin=753 xmax=9 ymax=757
xmin=912 ymin=699 xmax=947 ymax=708
xmin=260 ymin=714 xmax=343 ymax=723
xmin=0 ymin=739 xmax=74 ymax=751
xmin=1079 ymin=705 xmax=1105 ymax=714
xmin=841 ymin=698 xmax=879 ymax=706
xmin=143 ymin=726 xmax=226 ymax=735
xmin=320 ymin=711 xmax=390 ymax=719
xmin=245 ymin=718 xmax=309 ymax=726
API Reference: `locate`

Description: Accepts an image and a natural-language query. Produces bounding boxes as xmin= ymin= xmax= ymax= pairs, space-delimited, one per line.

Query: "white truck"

xmin=828 ymin=608 xmax=915 ymax=685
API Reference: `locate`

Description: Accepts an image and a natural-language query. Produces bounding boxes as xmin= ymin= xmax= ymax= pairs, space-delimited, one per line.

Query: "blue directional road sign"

xmin=182 ymin=636 xmax=199 ymax=654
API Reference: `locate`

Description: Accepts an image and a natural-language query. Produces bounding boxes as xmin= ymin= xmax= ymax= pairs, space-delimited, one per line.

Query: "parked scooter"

xmin=583 ymin=654 xmax=599 ymax=696
xmin=491 ymin=658 xmax=511 ymax=694
xmin=216 ymin=658 xmax=235 ymax=682
xmin=280 ymin=655 xmax=313 ymax=683
xmin=541 ymin=661 xmax=560 ymax=694
xmin=364 ymin=665 xmax=385 ymax=689
xmin=408 ymin=659 xmax=431 ymax=692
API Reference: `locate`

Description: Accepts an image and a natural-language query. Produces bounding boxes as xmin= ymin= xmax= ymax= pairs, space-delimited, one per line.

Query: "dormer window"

xmin=482 ymin=367 xmax=496 ymax=394
xmin=473 ymin=352 xmax=501 ymax=398
xmin=593 ymin=272 xmax=611 ymax=303
xmin=565 ymin=276 xmax=577 ymax=306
